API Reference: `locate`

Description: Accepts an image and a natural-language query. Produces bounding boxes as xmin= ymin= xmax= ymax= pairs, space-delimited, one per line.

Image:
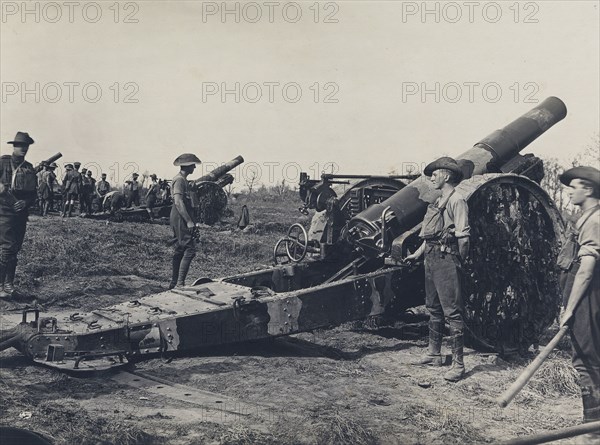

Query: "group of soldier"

xmin=58 ymin=162 xmax=110 ymax=217
xmin=0 ymin=131 xmax=186 ymax=298
xmin=0 ymin=131 xmax=598 ymax=440
xmin=34 ymin=158 xmax=171 ymax=218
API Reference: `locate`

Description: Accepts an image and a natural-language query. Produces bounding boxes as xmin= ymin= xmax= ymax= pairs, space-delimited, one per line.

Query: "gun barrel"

xmin=45 ymin=152 xmax=63 ymax=165
xmin=195 ymin=155 xmax=244 ymax=184
xmin=348 ymin=97 xmax=567 ymax=241
xmin=35 ymin=152 xmax=63 ymax=172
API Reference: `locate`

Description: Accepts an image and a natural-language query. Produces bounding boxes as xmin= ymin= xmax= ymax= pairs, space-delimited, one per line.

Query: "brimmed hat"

xmin=49 ymin=162 xmax=58 ymax=169
xmin=174 ymin=153 xmax=201 ymax=167
xmin=150 ymin=173 xmax=157 ymax=179
xmin=424 ymin=157 xmax=464 ymax=181
xmin=87 ymin=170 xmax=93 ymax=175
xmin=132 ymin=173 xmax=139 ymax=178
xmin=560 ymin=166 xmax=600 ymax=188
xmin=73 ymin=162 xmax=81 ymax=168
xmin=7 ymin=131 xmax=34 ymax=146
xmin=65 ymin=163 xmax=73 ymax=169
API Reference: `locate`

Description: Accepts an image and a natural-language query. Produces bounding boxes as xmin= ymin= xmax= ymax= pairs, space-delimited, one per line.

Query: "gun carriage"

xmin=0 ymin=98 xmax=568 ymax=372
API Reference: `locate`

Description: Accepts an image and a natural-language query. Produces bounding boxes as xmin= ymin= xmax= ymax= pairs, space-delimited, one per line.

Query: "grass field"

xmin=0 ymin=189 xmax=588 ymax=445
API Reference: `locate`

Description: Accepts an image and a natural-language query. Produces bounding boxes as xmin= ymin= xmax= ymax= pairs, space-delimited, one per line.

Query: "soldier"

xmin=169 ymin=154 xmax=201 ymax=289
xmin=405 ymin=157 xmax=470 ymax=382
xmin=145 ymin=174 xmax=160 ymax=219
xmin=79 ymin=168 xmax=90 ymax=215
xmin=126 ymin=173 xmax=141 ymax=208
xmin=96 ymin=173 xmax=111 ymax=199
xmin=62 ymin=163 xmax=81 ymax=217
xmin=38 ymin=162 xmax=58 ymax=216
xmin=159 ymin=179 xmax=171 ymax=205
xmin=0 ymin=132 xmax=37 ymax=298
xmin=558 ymin=166 xmax=600 ymax=440
xmin=85 ymin=170 xmax=96 ymax=214
xmin=102 ymin=190 xmax=125 ymax=214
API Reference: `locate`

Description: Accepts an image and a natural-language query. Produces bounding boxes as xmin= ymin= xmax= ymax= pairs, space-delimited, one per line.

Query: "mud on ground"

xmin=0 ymin=196 xmax=589 ymax=444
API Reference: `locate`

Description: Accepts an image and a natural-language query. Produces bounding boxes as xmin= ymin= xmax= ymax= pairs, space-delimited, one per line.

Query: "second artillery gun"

xmin=98 ymin=156 xmax=244 ymax=224
xmin=0 ymin=98 xmax=567 ymax=372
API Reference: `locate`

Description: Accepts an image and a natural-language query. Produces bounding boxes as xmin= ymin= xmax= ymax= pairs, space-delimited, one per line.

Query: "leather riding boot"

xmin=3 ymin=259 xmax=17 ymax=296
xmin=444 ymin=327 xmax=465 ymax=382
xmin=414 ymin=320 xmax=444 ymax=366
xmin=170 ymin=251 xmax=184 ymax=289
xmin=67 ymin=203 xmax=73 ymax=217
xmin=177 ymin=249 xmax=196 ymax=287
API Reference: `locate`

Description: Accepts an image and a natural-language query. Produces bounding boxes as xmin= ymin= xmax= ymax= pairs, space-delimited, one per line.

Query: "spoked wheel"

xmin=273 ymin=237 xmax=292 ymax=265
xmin=285 ymin=223 xmax=308 ymax=263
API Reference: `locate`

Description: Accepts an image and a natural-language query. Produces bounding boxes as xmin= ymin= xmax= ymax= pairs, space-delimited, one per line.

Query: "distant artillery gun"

xmin=34 ymin=152 xmax=63 ymax=173
xmin=97 ymin=156 xmax=244 ymax=224
xmin=0 ymin=98 xmax=569 ymax=372
xmin=189 ymin=155 xmax=243 ymax=225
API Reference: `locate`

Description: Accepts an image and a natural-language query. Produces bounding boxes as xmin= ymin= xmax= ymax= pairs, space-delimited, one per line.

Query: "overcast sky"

xmin=1 ymin=0 xmax=598 ymax=186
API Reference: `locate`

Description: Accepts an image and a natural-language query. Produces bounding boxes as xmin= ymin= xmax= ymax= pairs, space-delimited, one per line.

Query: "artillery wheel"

xmin=458 ymin=175 xmax=564 ymax=355
xmin=194 ymin=181 xmax=228 ymax=225
xmin=273 ymin=238 xmax=292 ymax=265
xmin=285 ymin=223 xmax=309 ymax=263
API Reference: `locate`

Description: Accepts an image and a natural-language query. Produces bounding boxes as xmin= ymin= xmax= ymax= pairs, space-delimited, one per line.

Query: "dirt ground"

xmin=0 ymin=195 xmax=591 ymax=444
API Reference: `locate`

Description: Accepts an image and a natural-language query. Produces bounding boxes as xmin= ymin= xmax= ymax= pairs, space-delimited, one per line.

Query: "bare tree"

xmin=540 ymin=135 xmax=599 ymax=216
xmin=224 ymin=182 xmax=236 ymax=198
xmin=572 ymin=133 xmax=600 ymax=168
xmin=274 ymin=178 xmax=289 ymax=197
xmin=245 ymin=170 xmax=258 ymax=194
xmin=540 ymin=157 xmax=567 ymax=212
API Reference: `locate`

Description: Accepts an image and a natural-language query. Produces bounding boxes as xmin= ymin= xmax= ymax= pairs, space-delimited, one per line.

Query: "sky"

xmin=1 ymin=0 xmax=598 ymax=188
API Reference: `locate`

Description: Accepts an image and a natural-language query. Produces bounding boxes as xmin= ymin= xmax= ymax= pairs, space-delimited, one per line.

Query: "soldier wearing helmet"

xmin=169 ymin=153 xmax=201 ymax=289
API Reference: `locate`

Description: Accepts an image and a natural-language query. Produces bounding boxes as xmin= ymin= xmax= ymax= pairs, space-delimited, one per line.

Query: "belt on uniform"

xmin=425 ymin=241 xmax=458 ymax=255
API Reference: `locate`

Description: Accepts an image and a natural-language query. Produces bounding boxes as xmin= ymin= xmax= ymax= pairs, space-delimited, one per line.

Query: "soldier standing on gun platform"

xmin=405 ymin=157 xmax=470 ymax=382
xmin=0 ymin=132 xmax=37 ymax=298
xmin=169 ymin=154 xmax=201 ymax=289
xmin=558 ymin=166 xmax=600 ymax=441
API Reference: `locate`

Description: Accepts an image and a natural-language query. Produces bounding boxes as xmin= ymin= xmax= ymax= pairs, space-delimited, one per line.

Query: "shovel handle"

xmin=497 ymin=325 xmax=569 ymax=408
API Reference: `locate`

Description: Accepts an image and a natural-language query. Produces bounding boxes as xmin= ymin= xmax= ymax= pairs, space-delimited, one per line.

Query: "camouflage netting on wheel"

xmin=194 ymin=182 xmax=228 ymax=225
xmin=463 ymin=179 xmax=563 ymax=355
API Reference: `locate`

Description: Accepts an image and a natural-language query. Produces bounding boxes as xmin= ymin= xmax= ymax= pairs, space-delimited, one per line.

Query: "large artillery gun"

xmin=0 ymin=98 xmax=567 ymax=372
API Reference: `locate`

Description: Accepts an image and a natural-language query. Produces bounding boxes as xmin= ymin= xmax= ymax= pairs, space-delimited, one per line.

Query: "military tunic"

xmin=569 ymin=205 xmax=600 ymax=422
xmin=419 ymin=191 xmax=470 ymax=329
xmin=0 ymin=155 xmax=37 ymax=264
xmin=170 ymin=173 xmax=196 ymax=250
